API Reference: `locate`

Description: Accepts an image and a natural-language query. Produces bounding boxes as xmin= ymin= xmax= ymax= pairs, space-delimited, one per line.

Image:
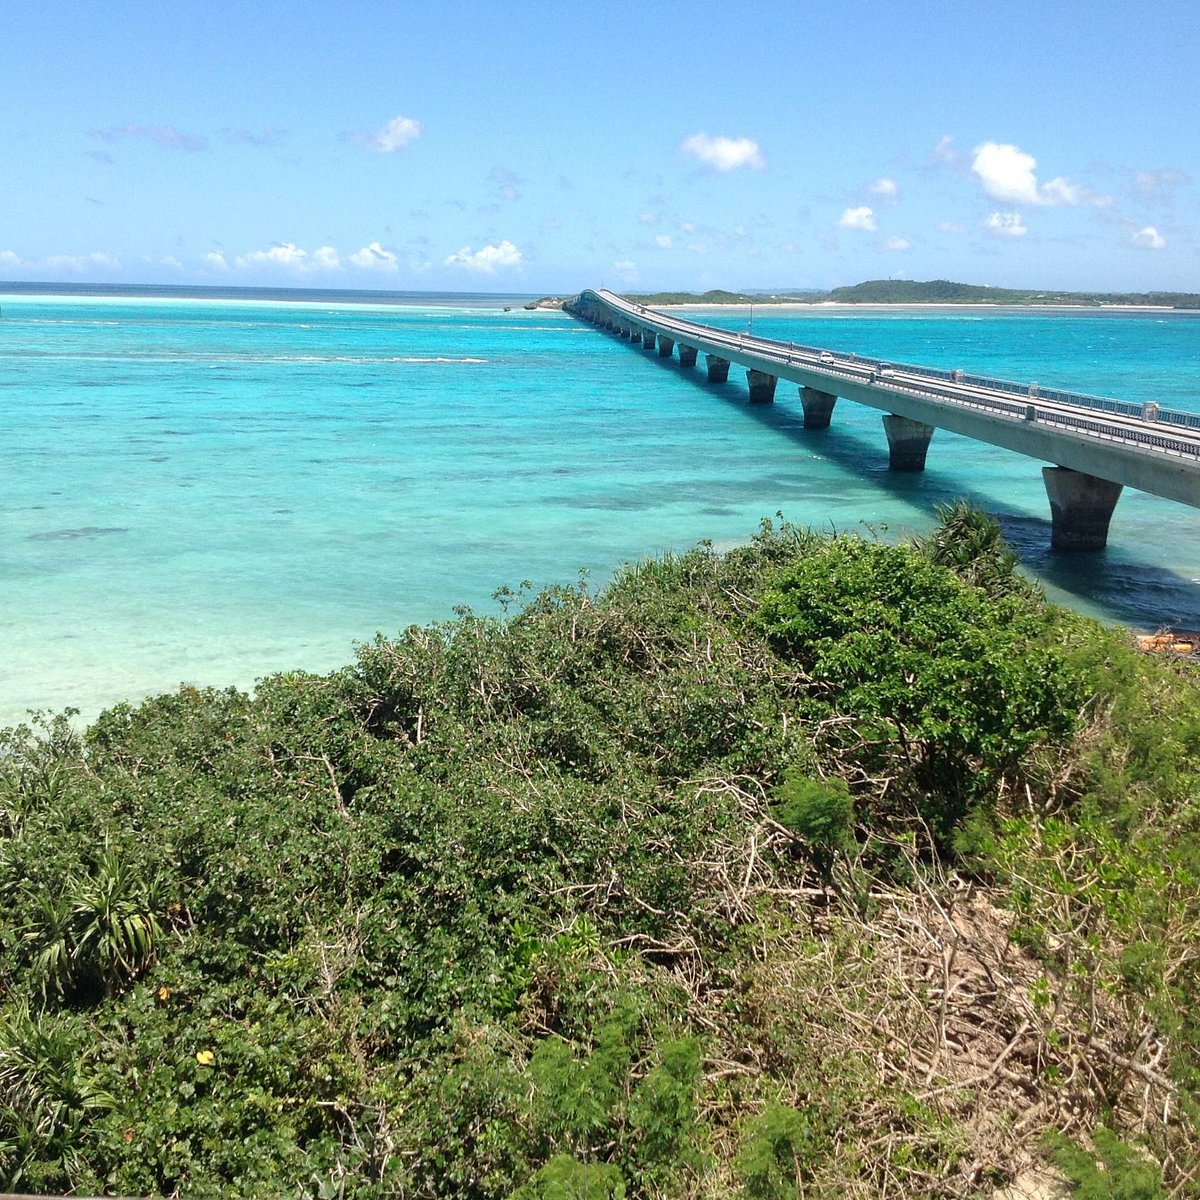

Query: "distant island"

xmin=622 ymin=278 xmax=1200 ymax=309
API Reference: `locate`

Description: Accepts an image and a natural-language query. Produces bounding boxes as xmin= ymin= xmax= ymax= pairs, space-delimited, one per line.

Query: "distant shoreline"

xmin=650 ymin=301 xmax=1188 ymax=314
xmin=621 ymin=278 xmax=1200 ymax=310
xmin=0 ymin=281 xmax=545 ymax=309
xmin=4 ymin=280 xmax=1195 ymax=315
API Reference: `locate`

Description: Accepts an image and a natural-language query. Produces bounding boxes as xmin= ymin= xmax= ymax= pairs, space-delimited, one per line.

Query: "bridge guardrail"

xmin=880 ymin=378 xmax=1200 ymax=459
xmin=583 ymin=292 xmax=1200 ymax=447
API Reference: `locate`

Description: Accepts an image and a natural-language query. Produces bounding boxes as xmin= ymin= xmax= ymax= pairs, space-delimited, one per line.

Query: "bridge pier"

xmin=657 ymin=336 xmax=674 ymax=358
xmin=641 ymin=329 xmax=657 ymax=351
xmin=747 ymin=369 xmax=777 ymax=404
xmin=800 ymin=386 xmax=837 ymax=429
xmin=883 ymin=414 xmax=935 ymax=471
xmin=678 ymin=344 xmax=698 ymax=368
xmin=1043 ymin=466 xmax=1124 ymax=551
xmin=706 ymin=354 xmax=730 ymax=383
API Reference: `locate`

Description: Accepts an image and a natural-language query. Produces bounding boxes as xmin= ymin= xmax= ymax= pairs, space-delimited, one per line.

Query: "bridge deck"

xmin=575 ymin=289 xmax=1200 ymax=512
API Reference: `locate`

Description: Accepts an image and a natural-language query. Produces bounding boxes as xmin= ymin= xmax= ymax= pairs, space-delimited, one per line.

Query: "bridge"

xmin=566 ymin=288 xmax=1200 ymax=551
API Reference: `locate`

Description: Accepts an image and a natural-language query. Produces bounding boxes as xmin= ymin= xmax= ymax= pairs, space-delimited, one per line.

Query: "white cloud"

xmin=1039 ymin=176 xmax=1088 ymax=206
xmin=220 ymin=243 xmax=346 ymax=274
xmin=1042 ymin=176 xmax=1111 ymax=207
xmin=986 ymin=211 xmax=1028 ymax=237
xmin=932 ymin=135 xmax=959 ymax=165
xmin=971 ymin=141 xmax=1106 ymax=207
xmin=236 ymin=242 xmax=311 ymax=270
xmin=937 ymin=220 xmax=968 ymax=235
xmin=1132 ymin=226 xmax=1166 ymax=249
xmin=883 ymin=236 xmax=911 ymax=251
xmin=838 ymin=206 xmax=876 ymax=231
xmin=1134 ymin=169 xmax=1189 ymax=199
xmin=870 ymin=177 xmax=899 ymax=198
xmin=43 ymin=252 xmax=121 ymax=271
xmin=654 ymin=234 xmax=673 ymax=248
xmin=220 ymin=126 xmax=288 ymax=147
xmin=443 ymin=239 xmax=523 ymax=274
xmin=2 ymin=249 xmax=122 ymax=272
xmin=489 ymin=166 xmax=521 ymax=202
xmin=612 ymin=259 xmax=639 ymax=284
xmin=351 ymin=242 xmax=402 ymax=271
xmin=359 ymin=115 xmax=422 ymax=153
xmin=312 ymin=245 xmax=343 ymax=270
xmin=972 ymin=142 xmax=1040 ymax=204
xmin=638 ymin=212 xmax=658 ymax=226
xmin=89 ymin=123 xmax=207 ymax=152
xmin=680 ymin=132 xmax=765 ymax=172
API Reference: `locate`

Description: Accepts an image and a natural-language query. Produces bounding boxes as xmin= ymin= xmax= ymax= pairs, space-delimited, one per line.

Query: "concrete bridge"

xmin=566 ymin=288 xmax=1200 ymax=550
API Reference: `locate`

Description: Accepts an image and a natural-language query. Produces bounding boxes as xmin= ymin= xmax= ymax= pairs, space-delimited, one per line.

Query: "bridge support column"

xmin=1042 ymin=466 xmax=1124 ymax=551
xmin=747 ymin=369 xmax=778 ymax=404
xmin=657 ymin=336 xmax=674 ymax=358
xmin=628 ymin=324 xmax=641 ymax=343
xmin=641 ymin=329 xmax=656 ymax=351
xmin=706 ymin=355 xmax=730 ymax=383
xmin=800 ymin=386 xmax=837 ymax=429
xmin=678 ymin=344 xmax=698 ymax=368
xmin=883 ymin=414 xmax=934 ymax=471
xmin=617 ymin=320 xmax=631 ymax=339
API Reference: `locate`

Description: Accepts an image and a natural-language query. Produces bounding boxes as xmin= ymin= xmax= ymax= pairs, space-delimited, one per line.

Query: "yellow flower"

xmin=195 ymin=1050 xmax=215 ymax=1066
xmin=158 ymin=986 xmax=171 ymax=1002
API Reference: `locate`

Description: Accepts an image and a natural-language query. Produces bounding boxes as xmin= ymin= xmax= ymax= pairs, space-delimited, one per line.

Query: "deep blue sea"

xmin=3 ymin=287 xmax=1199 ymax=727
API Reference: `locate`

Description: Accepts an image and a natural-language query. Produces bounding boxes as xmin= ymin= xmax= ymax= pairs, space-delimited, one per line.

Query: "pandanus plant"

xmin=0 ymin=1002 xmax=114 ymax=1187
xmin=26 ymin=841 xmax=165 ymax=1001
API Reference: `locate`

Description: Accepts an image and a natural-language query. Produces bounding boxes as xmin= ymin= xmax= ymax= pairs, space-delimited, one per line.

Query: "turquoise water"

xmin=3 ymin=291 xmax=1199 ymax=727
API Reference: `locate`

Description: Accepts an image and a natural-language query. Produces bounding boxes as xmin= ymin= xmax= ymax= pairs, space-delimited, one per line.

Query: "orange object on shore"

xmin=1136 ymin=632 xmax=1200 ymax=654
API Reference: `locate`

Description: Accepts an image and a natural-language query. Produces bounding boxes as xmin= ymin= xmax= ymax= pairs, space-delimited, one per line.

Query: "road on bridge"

xmin=570 ymin=288 xmax=1200 ymax=550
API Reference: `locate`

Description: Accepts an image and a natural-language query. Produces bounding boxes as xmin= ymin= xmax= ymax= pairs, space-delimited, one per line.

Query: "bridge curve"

xmin=567 ymin=288 xmax=1200 ymax=550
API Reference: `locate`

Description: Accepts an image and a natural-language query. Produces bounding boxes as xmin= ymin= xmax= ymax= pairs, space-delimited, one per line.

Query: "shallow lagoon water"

xmin=2 ymin=291 xmax=1198 ymax=726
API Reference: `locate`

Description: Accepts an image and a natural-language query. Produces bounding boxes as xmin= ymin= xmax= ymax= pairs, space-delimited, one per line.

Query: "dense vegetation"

xmin=3 ymin=509 xmax=1199 ymax=1198
xmin=825 ymin=279 xmax=1200 ymax=308
xmin=622 ymin=280 xmax=1200 ymax=308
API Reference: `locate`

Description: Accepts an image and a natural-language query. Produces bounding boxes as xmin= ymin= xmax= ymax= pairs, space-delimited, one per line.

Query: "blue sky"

xmin=2 ymin=0 xmax=1197 ymax=293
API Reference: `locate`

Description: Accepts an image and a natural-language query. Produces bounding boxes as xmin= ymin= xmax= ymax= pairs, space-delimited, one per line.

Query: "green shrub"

xmin=734 ymin=1102 xmax=828 ymax=1199
xmin=1050 ymin=1126 xmax=1167 ymax=1199
xmin=755 ymin=538 xmax=1082 ymax=839
xmin=510 ymin=1154 xmax=626 ymax=1200
xmin=770 ymin=773 xmax=855 ymax=883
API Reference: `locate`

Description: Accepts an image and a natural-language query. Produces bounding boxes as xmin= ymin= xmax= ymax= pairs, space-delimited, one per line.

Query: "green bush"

xmin=770 ymin=772 xmax=855 ymax=883
xmin=2 ymin=514 xmax=1198 ymax=1196
xmin=755 ymin=538 xmax=1083 ymax=839
xmin=734 ymin=1102 xmax=828 ymax=1199
xmin=1050 ymin=1126 xmax=1167 ymax=1199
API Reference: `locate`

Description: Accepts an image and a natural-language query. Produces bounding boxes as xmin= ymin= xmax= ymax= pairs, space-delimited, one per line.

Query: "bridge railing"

xmin=879 ymin=377 xmax=1200 ymax=459
xmin=586 ymin=293 xmax=1200 ymax=435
